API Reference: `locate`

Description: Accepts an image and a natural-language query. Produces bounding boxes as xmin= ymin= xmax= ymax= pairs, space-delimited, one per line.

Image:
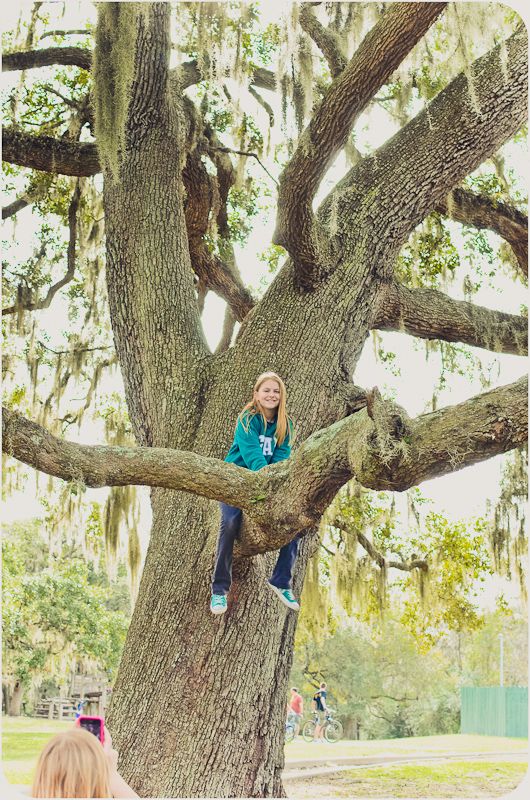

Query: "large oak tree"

xmin=2 ymin=2 xmax=528 ymax=796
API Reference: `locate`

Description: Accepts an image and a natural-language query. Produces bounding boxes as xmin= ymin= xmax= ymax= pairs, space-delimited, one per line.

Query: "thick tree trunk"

xmin=109 ymin=491 xmax=317 ymax=797
xmin=93 ymin=5 xmax=526 ymax=797
xmin=7 ymin=680 xmax=24 ymax=716
xmin=107 ymin=249 xmax=382 ymax=796
xmin=102 ymin=51 xmax=392 ymax=783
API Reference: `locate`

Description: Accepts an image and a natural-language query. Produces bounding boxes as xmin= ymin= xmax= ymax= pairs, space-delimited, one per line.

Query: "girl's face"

xmin=255 ymin=379 xmax=281 ymax=416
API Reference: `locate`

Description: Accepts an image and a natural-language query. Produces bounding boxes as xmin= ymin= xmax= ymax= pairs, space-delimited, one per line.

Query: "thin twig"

xmin=3 ymin=182 xmax=81 ymax=316
xmin=41 ymin=83 xmax=82 ymax=109
xmin=40 ymin=29 xmax=92 ymax=40
xmin=209 ymin=146 xmax=278 ymax=186
xmin=37 ymin=340 xmax=113 ymax=356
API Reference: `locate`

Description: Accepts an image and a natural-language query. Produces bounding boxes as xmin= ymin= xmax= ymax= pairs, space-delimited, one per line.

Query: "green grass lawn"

xmin=2 ymin=717 xmax=72 ymax=785
xmin=286 ymin=761 xmax=529 ymax=798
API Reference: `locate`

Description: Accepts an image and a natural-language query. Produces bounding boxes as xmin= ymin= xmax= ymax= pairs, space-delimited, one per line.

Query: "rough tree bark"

xmin=2 ymin=3 xmax=527 ymax=797
xmin=6 ymin=681 xmax=24 ymax=717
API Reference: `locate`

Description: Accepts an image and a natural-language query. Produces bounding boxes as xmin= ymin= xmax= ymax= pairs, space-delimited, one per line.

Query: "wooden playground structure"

xmin=34 ymin=674 xmax=111 ymax=720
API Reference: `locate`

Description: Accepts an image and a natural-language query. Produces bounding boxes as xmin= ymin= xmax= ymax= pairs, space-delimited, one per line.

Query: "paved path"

xmin=283 ymin=751 xmax=528 ymax=780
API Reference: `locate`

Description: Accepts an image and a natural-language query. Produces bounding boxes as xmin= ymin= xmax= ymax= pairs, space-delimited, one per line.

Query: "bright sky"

xmin=2 ymin=2 xmax=528 ymax=609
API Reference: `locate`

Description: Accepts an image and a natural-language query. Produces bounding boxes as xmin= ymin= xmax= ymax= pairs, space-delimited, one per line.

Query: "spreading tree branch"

xmin=351 ymin=377 xmax=527 ymax=492
xmin=331 ymin=521 xmax=428 ymax=573
xmin=2 ymin=406 xmax=259 ymax=509
xmin=273 ymin=2 xmax=446 ymax=290
xmin=191 ymin=248 xmax=255 ymax=322
xmin=40 ymin=30 xmax=92 ymax=40
xmin=330 ymin=26 xmax=528 ymax=267
xmin=178 ymin=59 xmax=275 ymax=92
xmin=299 ymin=5 xmax=347 ymax=79
xmin=183 ymin=149 xmax=255 ymax=321
xmin=3 ymin=193 xmax=33 ymax=219
xmin=4 ymin=377 xmax=526 ymax=555
xmin=374 ymin=282 xmax=528 ymax=356
xmin=2 ymin=47 xmax=92 ymax=72
xmin=3 ymin=183 xmax=81 ymax=316
xmin=435 ymin=188 xmax=528 ymax=279
xmin=3 ymin=128 xmax=100 ymax=176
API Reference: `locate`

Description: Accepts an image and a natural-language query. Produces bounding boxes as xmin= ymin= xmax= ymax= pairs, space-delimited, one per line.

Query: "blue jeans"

xmin=211 ymin=502 xmax=302 ymax=595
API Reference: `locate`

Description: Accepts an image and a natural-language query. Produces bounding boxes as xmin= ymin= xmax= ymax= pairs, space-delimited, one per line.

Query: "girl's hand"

xmin=103 ymin=726 xmax=119 ymax=773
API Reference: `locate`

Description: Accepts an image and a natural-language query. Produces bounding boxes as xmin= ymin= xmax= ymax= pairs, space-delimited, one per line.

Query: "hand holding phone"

xmin=75 ymin=715 xmax=105 ymax=744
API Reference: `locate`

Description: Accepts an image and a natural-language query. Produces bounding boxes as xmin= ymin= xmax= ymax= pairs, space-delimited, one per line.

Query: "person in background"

xmin=31 ymin=726 xmax=139 ymax=798
xmin=287 ymin=687 xmax=304 ymax=735
xmin=312 ymin=681 xmax=328 ymax=742
xmin=74 ymin=699 xmax=86 ymax=719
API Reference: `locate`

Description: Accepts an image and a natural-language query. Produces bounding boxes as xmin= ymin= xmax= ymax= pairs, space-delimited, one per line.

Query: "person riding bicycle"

xmin=287 ymin=687 xmax=303 ymax=734
xmin=312 ymin=682 xmax=328 ymax=742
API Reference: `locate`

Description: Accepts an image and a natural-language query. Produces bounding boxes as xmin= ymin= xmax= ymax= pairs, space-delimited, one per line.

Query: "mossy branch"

xmin=299 ymin=4 xmax=347 ymax=79
xmin=2 ymin=46 xmax=92 ymax=72
xmin=273 ymin=3 xmax=447 ymax=289
xmin=374 ymin=282 xmax=528 ymax=356
xmin=2 ymin=127 xmax=100 ymax=176
xmin=327 ymin=26 xmax=528 ymax=271
xmin=435 ymin=187 xmax=528 ymax=279
xmin=4 ymin=376 xmax=526 ymax=556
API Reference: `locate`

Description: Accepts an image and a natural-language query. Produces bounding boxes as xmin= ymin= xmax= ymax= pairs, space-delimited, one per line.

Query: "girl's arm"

xmin=109 ymin=770 xmax=140 ymax=799
xmin=270 ymin=424 xmax=293 ymax=464
xmin=235 ymin=417 xmax=268 ymax=470
xmin=103 ymin=727 xmax=140 ymax=798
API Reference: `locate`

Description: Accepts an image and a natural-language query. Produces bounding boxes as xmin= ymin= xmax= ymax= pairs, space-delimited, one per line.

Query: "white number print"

xmin=259 ymin=435 xmax=273 ymax=456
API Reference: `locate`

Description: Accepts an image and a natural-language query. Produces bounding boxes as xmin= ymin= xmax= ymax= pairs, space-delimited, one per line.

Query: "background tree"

xmin=297 ymin=487 xmax=496 ymax=643
xmin=290 ymin=603 xmax=527 ymax=741
xmin=291 ymin=621 xmax=460 ymax=740
xmin=2 ymin=2 xmax=527 ymax=796
xmin=2 ymin=520 xmax=130 ymax=716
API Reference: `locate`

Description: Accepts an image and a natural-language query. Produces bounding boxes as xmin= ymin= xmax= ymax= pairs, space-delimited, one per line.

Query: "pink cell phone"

xmin=76 ymin=715 xmax=105 ymax=744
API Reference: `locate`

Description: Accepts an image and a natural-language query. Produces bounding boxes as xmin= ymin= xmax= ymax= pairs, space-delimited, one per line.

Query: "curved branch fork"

xmin=3 ymin=376 xmax=526 ymax=556
xmin=273 ymin=2 xmax=447 ymax=289
xmin=349 ymin=378 xmax=528 ymax=491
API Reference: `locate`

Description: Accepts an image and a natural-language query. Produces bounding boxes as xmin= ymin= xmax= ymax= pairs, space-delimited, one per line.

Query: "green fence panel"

xmin=505 ymin=688 xmax=529 ymax=738
xmin=460 ymin=687 xmax=528 ymax=737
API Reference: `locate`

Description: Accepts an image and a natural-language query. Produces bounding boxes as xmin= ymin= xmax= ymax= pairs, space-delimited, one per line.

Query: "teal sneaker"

xmin=210 ymin=594 xmax=228 ymax=615
xmin=267 ymin=582 xmax=300 ymax=611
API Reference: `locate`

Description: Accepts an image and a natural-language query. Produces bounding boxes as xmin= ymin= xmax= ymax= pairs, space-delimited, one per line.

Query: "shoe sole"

xmin=266 ymin=582 xmax=300 ymax=611
xmin=211 ymin=605 xmax=227 ymax=615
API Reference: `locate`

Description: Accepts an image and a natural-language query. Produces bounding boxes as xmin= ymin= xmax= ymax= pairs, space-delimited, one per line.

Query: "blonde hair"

xmin=32 ymin=728 xmax=111 ymax=798
xmin=239 ymin=371 xmax=294 ymax=445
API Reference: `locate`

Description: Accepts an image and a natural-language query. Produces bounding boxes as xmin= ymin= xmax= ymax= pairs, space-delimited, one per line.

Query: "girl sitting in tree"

xmin=210 ymin=371 xmax=301 ymax=615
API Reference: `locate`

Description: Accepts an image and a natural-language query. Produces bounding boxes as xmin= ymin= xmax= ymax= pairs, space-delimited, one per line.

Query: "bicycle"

xmin=284 ymin=710 xmax=299 ymax=743
xmin=302 ymin=709 xmax=343 ymax=743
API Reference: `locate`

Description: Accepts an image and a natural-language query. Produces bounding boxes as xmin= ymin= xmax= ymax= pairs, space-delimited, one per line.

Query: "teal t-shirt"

xmin=225 ymin=413 xmax=292 ymax=471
